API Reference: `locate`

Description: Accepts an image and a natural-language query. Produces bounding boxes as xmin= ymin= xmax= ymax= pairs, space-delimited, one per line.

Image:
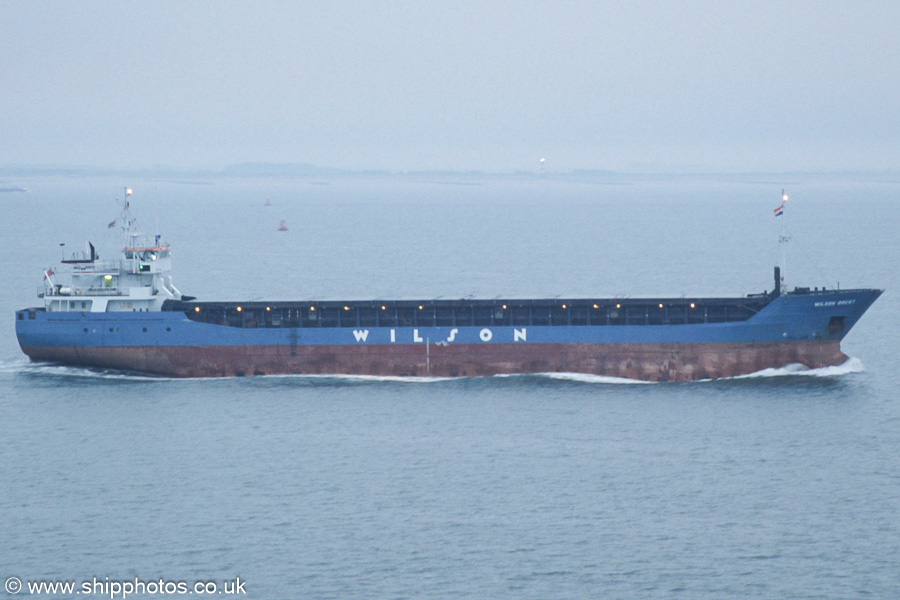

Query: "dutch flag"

xmin=774 ymin=204 xmax=784 ymax=217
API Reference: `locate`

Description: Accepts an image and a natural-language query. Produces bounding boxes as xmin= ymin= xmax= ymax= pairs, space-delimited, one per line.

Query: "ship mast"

xmin=776 ymin=190 xmax=790 ymax=292
xmin=122 ymin=187 xmax=134 ymax=238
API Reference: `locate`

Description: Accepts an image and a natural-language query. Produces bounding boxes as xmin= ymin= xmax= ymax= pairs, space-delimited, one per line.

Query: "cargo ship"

xmin=15 ymin=193 xmax=881 ymax=382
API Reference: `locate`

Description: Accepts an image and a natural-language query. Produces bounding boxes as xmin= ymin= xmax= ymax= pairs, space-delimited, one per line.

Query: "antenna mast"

xmin=776 ymin=190 xmax=790 ymax=291
xmin=121 ymin=187 xmax=134 ymax=240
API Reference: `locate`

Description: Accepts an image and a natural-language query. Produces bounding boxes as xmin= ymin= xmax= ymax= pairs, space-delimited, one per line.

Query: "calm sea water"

xmin=1 ymin=175 xmax=898 ymax=599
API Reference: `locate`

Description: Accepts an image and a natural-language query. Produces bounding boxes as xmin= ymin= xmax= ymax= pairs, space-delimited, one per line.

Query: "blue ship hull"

xmin=16 ymin=288 xmax=881 ymax=381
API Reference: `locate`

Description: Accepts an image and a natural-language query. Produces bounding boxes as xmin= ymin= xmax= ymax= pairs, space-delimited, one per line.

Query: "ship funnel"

xmin=774 ymin=266 xmax=781 ymax=297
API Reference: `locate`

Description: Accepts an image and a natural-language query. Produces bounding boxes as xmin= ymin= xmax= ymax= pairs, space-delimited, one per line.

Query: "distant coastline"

xmin=2 ymin=162 xmax=899 ymax=185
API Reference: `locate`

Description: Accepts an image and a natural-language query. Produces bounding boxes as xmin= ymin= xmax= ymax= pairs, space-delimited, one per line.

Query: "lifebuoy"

xmin=74 ymin=288 xmax=82 ymax=295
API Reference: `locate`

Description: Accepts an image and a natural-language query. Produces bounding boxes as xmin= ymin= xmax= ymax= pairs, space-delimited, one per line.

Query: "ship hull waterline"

xmin=19 ymin=340 xmax=848 ymax=382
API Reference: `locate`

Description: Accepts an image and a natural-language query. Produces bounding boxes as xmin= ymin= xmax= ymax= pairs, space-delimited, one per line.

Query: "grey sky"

xmin=2 ymin=1 xmax=898 ymax=172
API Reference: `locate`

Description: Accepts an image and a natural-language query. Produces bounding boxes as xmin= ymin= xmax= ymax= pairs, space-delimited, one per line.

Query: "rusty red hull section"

xmin=21 ymin=340 xmax=849 ymax=382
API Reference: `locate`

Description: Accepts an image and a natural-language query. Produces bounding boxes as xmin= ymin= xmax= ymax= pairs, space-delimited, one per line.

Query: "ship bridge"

xmin=38 ymin=195 xmax=186 ymax=313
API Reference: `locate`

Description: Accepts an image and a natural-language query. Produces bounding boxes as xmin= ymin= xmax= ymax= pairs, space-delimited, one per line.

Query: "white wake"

xmin=731 ymin=357 xmax=865 ymax=380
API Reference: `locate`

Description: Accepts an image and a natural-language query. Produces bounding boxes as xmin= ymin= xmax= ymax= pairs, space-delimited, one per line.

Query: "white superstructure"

xmin=39 ymin=191 xmax=184 ymax=313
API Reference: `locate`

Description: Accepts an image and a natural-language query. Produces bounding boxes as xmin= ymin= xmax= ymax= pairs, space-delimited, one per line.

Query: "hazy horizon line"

xmin=2 ymin=162 xmax=900 ymax=183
